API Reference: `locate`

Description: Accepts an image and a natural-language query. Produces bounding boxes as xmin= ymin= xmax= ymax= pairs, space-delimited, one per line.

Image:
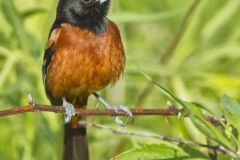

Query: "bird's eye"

xmin=82 ymin=0 xmax=92 ymax=4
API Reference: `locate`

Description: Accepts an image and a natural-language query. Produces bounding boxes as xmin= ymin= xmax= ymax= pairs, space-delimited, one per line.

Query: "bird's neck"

xmin=56 ymin=10 xmax=108 ymax=35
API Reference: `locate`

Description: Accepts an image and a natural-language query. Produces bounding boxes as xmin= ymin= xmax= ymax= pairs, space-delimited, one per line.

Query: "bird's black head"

xmin=55 ymin=0 xmax=110 ymax=34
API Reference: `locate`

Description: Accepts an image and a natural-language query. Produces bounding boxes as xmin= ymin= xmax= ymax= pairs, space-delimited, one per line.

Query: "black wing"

xmin=42 ymin=22 xmax=62 ymax=105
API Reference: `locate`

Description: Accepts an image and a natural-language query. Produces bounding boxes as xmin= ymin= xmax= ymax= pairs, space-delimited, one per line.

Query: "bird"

xmin=42 ymin=0 xmax=132 ymax=160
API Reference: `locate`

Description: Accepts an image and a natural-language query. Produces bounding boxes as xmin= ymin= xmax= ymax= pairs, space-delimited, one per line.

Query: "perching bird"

xmin=42 ymin=0 xmax=132 ymax=160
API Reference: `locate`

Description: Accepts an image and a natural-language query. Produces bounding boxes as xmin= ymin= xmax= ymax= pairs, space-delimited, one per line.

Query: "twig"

xmin=0 ymin=104 xmax=179 ymax=117
xmin=0 ymin=103 xmax=225 ymax=126
xmin=84 ymin=121 xmax=239 ymax=159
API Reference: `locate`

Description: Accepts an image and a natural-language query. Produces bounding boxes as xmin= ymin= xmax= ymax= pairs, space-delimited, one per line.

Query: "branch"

xmin=0 ymin=103 xmax=225 ymax=126
xmin=84 ymin=121 xmax=239 ymax=159
xmin=0 ymin=103 xmax=179 ymax=117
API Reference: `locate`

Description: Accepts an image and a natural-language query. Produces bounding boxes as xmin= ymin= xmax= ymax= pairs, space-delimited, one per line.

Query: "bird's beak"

xmin=96 ymin=0 xmax=107 ymax=4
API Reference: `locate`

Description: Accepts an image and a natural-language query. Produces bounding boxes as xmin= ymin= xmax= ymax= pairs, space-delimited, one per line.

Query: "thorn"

xmin=28 ymin=94 xmax=35 ymax=107
xmin=167 ymin=101 xmax=175 ymax=109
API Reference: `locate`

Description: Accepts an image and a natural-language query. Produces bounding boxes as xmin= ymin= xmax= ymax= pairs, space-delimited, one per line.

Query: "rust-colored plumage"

xmin=46 ymin=22 xmax=125 ymax=101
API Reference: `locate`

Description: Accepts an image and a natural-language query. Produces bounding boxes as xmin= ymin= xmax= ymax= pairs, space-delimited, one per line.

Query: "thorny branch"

xmin=0 ymin=102 xmax=225 ymax=126
xmin=0 ymin=103 xmax=178 ymax=117
xmin=84 ymin=121 xmax=239 ymax=159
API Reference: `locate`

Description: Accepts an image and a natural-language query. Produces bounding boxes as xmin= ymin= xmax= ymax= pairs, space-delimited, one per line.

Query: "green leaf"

xmin=113 ymin=144 xmax=207 ymax=160
xmin=141 ymin=71 xmax=189 ymax=110
xmin=220 ymin=95 xmax=240 ymax=148
xmin=186 ymin=102 xmax=231 ymax=148
xmin=181 ymin=145 xmax=208 ymax=159
xmin=190 ymin=115 xmax=231 ymax=149
xmin=189 ymin=102 xmax=215 ymax=117
xmin=220 ymin=94 xmax=240 ymax=127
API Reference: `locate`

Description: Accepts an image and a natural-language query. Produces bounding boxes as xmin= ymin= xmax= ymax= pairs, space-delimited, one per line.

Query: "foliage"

xmin=0 ymin=0 xmax=240 ymax=159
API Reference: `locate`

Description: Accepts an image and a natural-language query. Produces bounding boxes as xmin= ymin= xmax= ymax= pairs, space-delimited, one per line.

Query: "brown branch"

xmin=0 ymin=104 xmax=179 ymax=117
xmin=0 ymin=103 xmax=225 ymax=126
xmin=84 ymin=121 xmax=239 ymax=159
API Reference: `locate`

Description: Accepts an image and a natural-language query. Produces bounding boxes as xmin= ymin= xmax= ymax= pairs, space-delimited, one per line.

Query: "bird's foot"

xmin=111 ymin=105 xmax=133 ymax=126
xmin=93 ymin=93 xmax=133 ymax=126
xmin=62 ymin=97 xmax=76 ymax=123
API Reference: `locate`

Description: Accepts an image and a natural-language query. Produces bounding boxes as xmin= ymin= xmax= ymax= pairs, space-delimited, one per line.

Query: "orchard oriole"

xmin=42 ymin=0 xmax=132 ymax=160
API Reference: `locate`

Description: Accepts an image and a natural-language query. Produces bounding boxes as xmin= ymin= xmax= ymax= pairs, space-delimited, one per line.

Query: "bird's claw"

xmin=92 ymin=93 xmax=133 ymax=126
xmin=111 ymin=105 xmax=133 ymax=127
xmin=62 ymin=98 xmax=76 ymax=123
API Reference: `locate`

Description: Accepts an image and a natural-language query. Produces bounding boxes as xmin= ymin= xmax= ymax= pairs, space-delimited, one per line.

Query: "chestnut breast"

xmin=46 ymin=21 xmax=125 ymax=99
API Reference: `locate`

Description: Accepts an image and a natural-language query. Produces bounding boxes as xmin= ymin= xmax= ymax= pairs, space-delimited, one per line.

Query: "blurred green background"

xmin=0 ymin=0 xmax=240 ymax=159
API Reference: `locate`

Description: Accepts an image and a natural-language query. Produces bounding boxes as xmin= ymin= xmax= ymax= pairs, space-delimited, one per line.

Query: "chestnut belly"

xmin=45 ymin=22 xmax=125 ymax=99
xmin=46 ymin=50 xmax=124 ymax=99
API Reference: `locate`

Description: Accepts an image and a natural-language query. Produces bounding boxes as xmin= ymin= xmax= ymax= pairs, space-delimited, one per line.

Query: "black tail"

xmin=63 ymin=120 xmax=89 ymax=160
